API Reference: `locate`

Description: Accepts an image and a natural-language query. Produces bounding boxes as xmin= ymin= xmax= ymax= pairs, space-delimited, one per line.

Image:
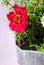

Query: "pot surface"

xmin=16 ymin=45 xmax=44 ymax=65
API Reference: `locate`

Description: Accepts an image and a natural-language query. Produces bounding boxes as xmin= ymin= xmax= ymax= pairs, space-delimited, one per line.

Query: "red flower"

xmin=7 ymin=5 xmax=28 ymax=32
xmin=13 ymin=5 xmax=27 ymax=15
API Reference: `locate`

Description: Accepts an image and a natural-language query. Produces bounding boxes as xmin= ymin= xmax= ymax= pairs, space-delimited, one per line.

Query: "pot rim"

xmin=16 ymin=45 xmax=44 ymax=54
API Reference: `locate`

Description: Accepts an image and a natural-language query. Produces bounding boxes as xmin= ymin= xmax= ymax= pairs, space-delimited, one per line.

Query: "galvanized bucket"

xmin=16 ymin=45 xmax=44 ymax=65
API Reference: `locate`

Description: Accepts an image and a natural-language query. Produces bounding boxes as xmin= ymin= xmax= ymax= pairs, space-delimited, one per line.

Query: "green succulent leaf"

xmin=2 ymin=0 xmax=10 ymax=6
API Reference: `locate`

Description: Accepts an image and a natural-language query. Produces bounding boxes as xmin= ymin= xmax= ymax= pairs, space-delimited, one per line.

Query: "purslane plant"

xmin=2 ymin=0 xmax=44 ymax=52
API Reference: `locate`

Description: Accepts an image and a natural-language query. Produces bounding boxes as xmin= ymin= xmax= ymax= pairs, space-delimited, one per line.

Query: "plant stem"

xmin=24 ymin=0 xmax=26 ymax=7
xmin=21 ymin=0 xmax=22 ymax=7
xmin=14 ymin=0 xmax=17 ymax=5
xmin=8 ymin=2 xmax=13 ymax=7
xmin=17 ymin=33 xmax=22 ymax=47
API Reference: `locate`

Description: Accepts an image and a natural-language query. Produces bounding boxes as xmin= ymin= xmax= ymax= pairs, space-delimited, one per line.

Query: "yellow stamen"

xmin=13 ymin=14 xmax=21 ymax=23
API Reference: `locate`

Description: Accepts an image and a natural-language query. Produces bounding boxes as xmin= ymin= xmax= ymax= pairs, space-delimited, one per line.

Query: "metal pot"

xmin=16 ymin=45 xmax=44 ymax=65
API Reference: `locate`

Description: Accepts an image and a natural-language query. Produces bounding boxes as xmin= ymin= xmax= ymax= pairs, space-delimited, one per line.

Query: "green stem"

xmin=17 ymin=33 xmax=22 ymax=47
xmin=24 ymin=0 xmax=26 ymax=7
xmin=8 ymin=2 xmax=13 ymax=7
xmin=21 ymin=0 xmax=22 ymax=7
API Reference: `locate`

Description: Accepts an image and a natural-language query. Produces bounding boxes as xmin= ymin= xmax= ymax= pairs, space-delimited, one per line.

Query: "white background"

xmin=0 ymin=0 xmax=19 ymax=65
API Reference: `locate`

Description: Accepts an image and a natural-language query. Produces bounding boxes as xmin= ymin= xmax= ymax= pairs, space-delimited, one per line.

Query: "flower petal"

xmin=21 ymin=7 xmax=27 ymax=14
xmin=21 ymin=20 xmax=28 ymax=25
xmin=15 ymin=24 xmax=26 ymax=32
xmin=7 ymin=12 xmax=15 ymax=21
xmin=7 ymin=5 xmax=28 ymax=32
xmin=13 ymin=5 xmax=22 ymax=14
xmin=21 ymin=14 xmax=28 ymax=21
xmin=9 ymin=22 xmax=18 ymax=31
xmin=13 ymin=5 xmax=27 ymax=14
xmin=9 ymin=22 xmax=26 ymax=32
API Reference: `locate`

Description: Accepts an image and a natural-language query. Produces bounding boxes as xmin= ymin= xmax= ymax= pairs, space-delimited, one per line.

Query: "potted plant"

xmin=2 ymin=0 xmax=44 ymax=65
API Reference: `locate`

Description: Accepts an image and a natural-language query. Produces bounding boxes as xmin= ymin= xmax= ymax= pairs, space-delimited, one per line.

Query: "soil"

xmin=16 ymin=40 xmax=37 ymax=51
